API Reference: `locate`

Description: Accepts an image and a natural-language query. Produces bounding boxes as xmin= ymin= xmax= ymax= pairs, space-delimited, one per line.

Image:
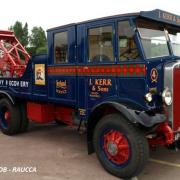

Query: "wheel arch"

xmin=87 ymin=101 xmax=166 ymax=154
xmin=87 ymin=102 xmax=134 ymax=154
xmin=0 ymin=91 xmax=15 ymax=104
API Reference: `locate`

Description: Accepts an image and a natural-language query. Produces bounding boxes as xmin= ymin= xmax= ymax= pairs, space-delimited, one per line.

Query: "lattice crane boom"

xmin=0 ymin=30 xmax=30 ymax=78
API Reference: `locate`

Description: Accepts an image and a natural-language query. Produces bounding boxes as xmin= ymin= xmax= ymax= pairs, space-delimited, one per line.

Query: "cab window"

xmin=137 ymin=19 xmax=170 ymax=59
xmin=88 ymin=25 xmax=114 ymax=62
xmin=54 ymin=31 xmax=68 ymax=63
xmin=118 ymin=21 xmax=140 ymax=61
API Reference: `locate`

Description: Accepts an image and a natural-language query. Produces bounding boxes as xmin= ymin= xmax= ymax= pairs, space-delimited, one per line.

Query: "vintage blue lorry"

xmin=0 ymin=9 xmax=180 ymax=179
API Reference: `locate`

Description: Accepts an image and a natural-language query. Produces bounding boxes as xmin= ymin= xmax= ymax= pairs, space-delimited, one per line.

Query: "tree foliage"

xmin=22 ymin=23 xmax=29 ymax=48
xmin=29 ymin=27 xmax=47 ymax=54
xmin=9 ymin=22 xmax=47 ymax=55
xmin=9 ymin=21 xmax=29 ymax=48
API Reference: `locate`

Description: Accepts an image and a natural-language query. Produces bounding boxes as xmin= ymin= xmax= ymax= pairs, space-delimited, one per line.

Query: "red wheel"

xmin=93 ymin=114 xmax=149 ymax=179
xmin=0 ymin=108 xmax=11 ymax=129
xmin=4 ymin=110 xmax=11 ymax=127
xmin=103 ymin=129 xmax=130 ymax=165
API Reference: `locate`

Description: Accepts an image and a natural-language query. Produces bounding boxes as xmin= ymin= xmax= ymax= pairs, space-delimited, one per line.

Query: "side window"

xmin=118 ymin=21 xmax=140 ymax=61
xmin=54 ymin=31 xmax=68 ymax=63
xmin=88 ymin=26 xmax=114 ymax=62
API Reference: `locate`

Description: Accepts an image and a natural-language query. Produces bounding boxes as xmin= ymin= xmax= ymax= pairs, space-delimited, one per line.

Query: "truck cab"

xmin=0 ymin=9 xmax=179 ymax=179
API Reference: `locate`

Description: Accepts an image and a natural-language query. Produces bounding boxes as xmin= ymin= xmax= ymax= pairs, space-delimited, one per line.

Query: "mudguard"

xmin=87 ymin=101 xmax=166 ymax=154
xmin=92 ymin=101 xmax=166 ymax=127
xmin=0 ymin=91 xmax=15 ymax=104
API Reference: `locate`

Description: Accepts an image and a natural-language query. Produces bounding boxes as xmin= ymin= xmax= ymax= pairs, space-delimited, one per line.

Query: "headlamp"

xmin=162 ymin=88 xmax=172 ymax=106
xmin=145 ymin=93 xmax=153 ymax=102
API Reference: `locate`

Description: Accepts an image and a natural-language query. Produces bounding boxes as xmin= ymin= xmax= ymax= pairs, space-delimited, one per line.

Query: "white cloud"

xmin=1 ymin=0 xmax=180 ymax=31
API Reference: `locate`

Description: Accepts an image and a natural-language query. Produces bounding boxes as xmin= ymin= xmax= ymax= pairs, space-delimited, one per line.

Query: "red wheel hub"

xmin=4 ymin=111 xmax=10 ymax=124
xmin=103 ymin=130 xmax=130 ymax=165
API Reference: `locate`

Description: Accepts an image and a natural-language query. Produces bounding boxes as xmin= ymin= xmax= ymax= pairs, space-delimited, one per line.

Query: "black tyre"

xmin=19 ymin=103 xmax=29 ymax=133
xmin=0 ymin=98 xmax=21 ymax=135
xmin=93 ymin=114 xmax=149 ymax=179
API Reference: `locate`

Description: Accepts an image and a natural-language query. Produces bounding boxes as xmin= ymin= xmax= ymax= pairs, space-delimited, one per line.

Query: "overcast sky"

xmin=1 ymin=0 xmax=180 ymax=31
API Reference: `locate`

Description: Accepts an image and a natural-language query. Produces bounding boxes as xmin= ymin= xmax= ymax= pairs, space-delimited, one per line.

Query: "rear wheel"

xmin=93 ymin=114 xmax=149 ymax=179
xmin=0 ymin=98 xmax=21 ymax=135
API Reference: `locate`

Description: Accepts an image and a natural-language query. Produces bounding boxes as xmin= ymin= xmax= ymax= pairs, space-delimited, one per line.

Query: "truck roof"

xmin=47 ymin=12 xmax=139 ymax=32
xmin=47 ymin=9 xmax=180 ymax=32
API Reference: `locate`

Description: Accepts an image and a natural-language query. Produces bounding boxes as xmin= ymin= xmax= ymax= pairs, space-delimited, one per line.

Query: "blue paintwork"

xmin=140 ymin=9 xmax=180 ymax=27
xmin=0 ymin=9 xmax=179 ymax=123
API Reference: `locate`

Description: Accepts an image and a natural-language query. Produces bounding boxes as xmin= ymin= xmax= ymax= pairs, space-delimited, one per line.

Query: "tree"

xmin=36 ymin=46 xmax=47 ymax=54
xmin=9 ymin=22 xmax=47 ymax=55
xmin=29 ymin=27 xmax=47 ymax=54
xmin=22 ymin=23 xmax=29 ymax=48
xmin=9 ymin=21 xmax=29 ymax=48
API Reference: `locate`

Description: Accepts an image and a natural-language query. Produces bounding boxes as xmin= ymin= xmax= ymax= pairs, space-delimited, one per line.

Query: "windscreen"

xmin=136 ymin=19 xmax=170 ymax=59
xmin=167 ymin=26 xmax=180 ymax=56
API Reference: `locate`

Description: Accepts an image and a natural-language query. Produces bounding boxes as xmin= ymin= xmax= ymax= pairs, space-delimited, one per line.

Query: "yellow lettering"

xmin=107 ymin=79 xmax=112 ymax=86
xmin=163 ymin=12 xmax=173 ymax=21
xmin=56 ymin=89 xmax=67 ymax=94
xmin=99 ymin=79 xmax=103 ymax=85
xmin=94 ymin=79 xmax=112 ymax=86
xmin=95 ymin=79 xmax=99 ymax=85
xmin=97 ymin=86 xmax=109 ymax=92
xmin=56 ymin=80 xmax=67 ymax=88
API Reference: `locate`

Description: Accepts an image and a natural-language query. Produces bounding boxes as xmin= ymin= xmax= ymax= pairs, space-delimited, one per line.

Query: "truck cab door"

xmin=116 ymin=20 xmax=147 ymax=109
xmin=76 ymin=21 xmax=117 ymax=119
xmin=47 ymin=26 xmax=76 ymax=106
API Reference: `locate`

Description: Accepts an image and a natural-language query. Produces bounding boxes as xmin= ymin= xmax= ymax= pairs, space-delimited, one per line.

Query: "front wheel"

xmin=93 ymin=114 xmax=149 ymax=179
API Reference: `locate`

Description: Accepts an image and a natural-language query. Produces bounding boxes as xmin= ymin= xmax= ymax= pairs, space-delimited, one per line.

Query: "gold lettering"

xmin=97 ymin=86 xmax=109 ymax=92
xmin=56 ymin=80 xmax=67 ymax=88
xmin=161 ymin=12 xmax=180 ymax=24
xmin=107 ymin=79 xmax=112 ymax=86
xmin=163 ymin=12 xmax=172 ymax=21
xmin=103 ymin=79 xmax=106 ymax=86
xmin=79 ymin=109 xmax=86 ymax=115
xmin=56 ymin=89 xmax=67 ymax=94
xmin=95 ymin=79 xmax=99 ymax=85
xmin=94 ymin=79 xmax=112 ymax=86
xmin=99 ymin=79 xmax=103 ymax=85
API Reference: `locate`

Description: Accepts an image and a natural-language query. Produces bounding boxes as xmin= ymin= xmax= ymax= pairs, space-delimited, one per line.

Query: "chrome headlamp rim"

xmin=162 ymin=88 xmax=172 ymax=106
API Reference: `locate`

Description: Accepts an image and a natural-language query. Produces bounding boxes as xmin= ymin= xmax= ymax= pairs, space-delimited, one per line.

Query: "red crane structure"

xmin=0 ymin=30 xmax=30 ymax=78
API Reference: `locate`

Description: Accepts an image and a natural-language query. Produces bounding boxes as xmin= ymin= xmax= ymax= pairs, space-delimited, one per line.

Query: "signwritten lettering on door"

xmin=89 ymin=78 xmax=112 ymax=98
